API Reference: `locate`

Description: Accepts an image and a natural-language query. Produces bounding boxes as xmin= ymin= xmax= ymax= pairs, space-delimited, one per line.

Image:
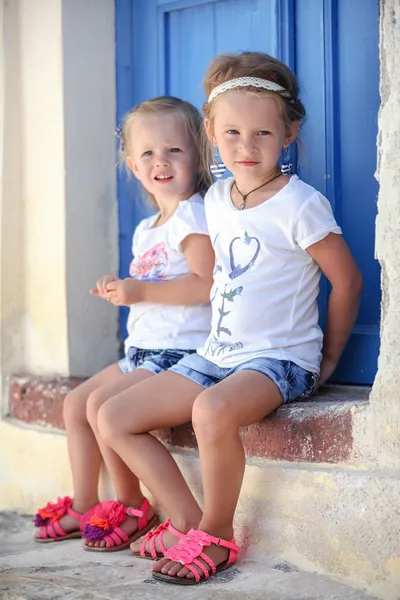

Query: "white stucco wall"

xmin=20 ymin=0 xmax=69 ymax=375
xmin=0 ymin=0 xmax=118 ymax=384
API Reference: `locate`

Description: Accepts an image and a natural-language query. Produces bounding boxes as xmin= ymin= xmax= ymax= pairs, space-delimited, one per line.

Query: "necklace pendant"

xmin=239 ymin=194 xmax=247 ymax=210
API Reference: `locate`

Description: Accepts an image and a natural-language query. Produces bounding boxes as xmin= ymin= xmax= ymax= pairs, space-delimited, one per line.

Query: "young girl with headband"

xmin=33 ymin=96 xmax=214 ymax=551
xmin=95 ymin=52 xmax=362 ymax=582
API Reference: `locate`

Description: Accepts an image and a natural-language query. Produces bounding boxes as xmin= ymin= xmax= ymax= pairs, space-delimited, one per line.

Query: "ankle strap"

xmin=167 ymin=520 xmax=183 ymax=538
xmin=186 ymin=529 xmax=240 ymax=553
xmin=126 ymin=497 xmax=149 ymax=518
xmin=67 ymin=505 xmax=83 ymax=521
xmin=126 ymin=497 xmax=150 ymax=530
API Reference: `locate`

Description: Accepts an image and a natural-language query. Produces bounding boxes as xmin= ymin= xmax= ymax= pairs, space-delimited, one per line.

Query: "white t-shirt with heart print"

xmin=197 ymin=175 xmax=342 ymax=374
xmin=124 ymin=193 xmax=211 ymax=352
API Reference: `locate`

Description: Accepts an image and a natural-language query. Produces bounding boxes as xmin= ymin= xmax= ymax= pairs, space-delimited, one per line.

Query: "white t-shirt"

xmin=197 ymin=175 xmax=342 ymax=374
xmin=125 ymin=193 xmax=211 ymax=352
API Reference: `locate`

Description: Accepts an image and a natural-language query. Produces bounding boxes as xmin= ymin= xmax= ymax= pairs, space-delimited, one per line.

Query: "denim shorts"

xmin=169 ymin=353 xmax=318 ymax=404
xmin=118 ymin=347 xmax=195 ymax=376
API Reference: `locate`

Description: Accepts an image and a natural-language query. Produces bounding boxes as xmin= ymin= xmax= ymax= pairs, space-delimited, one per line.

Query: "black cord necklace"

xmin=234 ymin=170 xmax=282 ymax=210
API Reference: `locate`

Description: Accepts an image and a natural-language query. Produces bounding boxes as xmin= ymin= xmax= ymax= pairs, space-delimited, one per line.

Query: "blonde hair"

xmin=120 ymin=96 xmax=212 ymax=209
xmin=202 ymin=52 xmax=306 ymax=163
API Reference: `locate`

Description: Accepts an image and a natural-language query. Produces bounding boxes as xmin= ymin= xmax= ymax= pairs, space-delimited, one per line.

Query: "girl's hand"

xmin=90 ymin=275 xmax=119 ymax=299
xmin=317 ymin=356 xmax=338 ymax=388
xmin=105 ymin=278 xmax=144 ymax=306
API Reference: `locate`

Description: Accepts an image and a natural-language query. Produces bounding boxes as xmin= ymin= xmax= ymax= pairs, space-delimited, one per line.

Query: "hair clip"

xmin=115 ymin=125 xmax=124 ymax=151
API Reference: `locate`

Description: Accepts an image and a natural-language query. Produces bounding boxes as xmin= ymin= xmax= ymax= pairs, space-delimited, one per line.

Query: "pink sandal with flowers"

xmin=152 ymin=528 xmax=240 ymax=585
xmin=33 ymin=496 xmax=96 ymax=543
xmin=83 ymin=498 xmax=159 ymax=552
xmin=131 ymin=519 xmax=184 ymax=560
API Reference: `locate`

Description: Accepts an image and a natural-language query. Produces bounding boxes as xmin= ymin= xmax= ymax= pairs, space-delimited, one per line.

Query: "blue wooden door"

xmin=116 ymin=0 xmax=380 ymax=384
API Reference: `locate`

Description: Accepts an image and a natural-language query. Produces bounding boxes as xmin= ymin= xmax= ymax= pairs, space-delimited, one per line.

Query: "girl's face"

xmin=127 ymin=112 xmax=198 ymax=203
xmin=207 ymin=91 xmax=296 ymax=186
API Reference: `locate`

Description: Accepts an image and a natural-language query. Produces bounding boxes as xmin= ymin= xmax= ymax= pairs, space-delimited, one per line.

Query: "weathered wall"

xmin=1 ymin=0 xmax=26 ymax=404
xmin=371 ymin=0 xmax=400 ymax=470
xmin=0 ymin=0 xmax=118 ymax=386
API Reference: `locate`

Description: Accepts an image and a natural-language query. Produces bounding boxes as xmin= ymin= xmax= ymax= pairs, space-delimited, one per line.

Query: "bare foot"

xmin=84 ymin=505 xmax=155 ymax=549
xmin=130 ymin=525 xmax=180 ymax=557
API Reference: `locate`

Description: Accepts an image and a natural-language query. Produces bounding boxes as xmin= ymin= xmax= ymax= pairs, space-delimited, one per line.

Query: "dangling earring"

xmin=210 ymin=147 xmax=226 ymax=178
xmin=280 ymin=146 xmax=292 ymax=175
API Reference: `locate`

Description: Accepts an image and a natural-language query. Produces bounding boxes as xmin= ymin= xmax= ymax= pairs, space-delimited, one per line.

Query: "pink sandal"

xmin=152 ymin=528 xmax=240 ymax=585
xmin=131 ymin=519 xmax=183 ymax=560
xmin=83 ymin=498 xmax=159 ymax=552
xmin=33 ymin=496 xmax=96 ymax=543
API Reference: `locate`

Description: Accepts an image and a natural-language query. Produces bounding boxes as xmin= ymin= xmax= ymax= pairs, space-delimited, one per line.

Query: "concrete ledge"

xmin=8 ymin=375 xmax=370 ymax=463
xmin=9 ymin=376 xmax=85 ymax=429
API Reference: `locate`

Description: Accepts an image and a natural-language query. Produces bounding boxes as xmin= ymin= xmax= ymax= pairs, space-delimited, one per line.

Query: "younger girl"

xmin=95 ymin=52 xmax=362 ymax=581
xmin=33 ymin=96 xmax=214 ymax=551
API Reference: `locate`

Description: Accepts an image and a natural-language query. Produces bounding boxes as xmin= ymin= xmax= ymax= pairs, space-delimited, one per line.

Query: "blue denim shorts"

xmin=118 ymin=347 xmax=195 ymax=376
xmin=169 ymin=353 xmax=318 ymax=404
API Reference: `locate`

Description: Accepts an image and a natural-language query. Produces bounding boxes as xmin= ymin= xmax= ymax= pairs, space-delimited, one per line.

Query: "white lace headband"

xmin=207 ymin=76 xmax=291 ymax=103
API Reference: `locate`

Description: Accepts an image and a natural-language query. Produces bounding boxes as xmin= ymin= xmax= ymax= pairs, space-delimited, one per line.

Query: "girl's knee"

xmin=86 ymin=389 xmax=109 ymax=429
xmin=63 ymin=389 xmax=88 ymax=427
xmin=97 ymin=400 xmax=123 ymax=447
xmin=192 ymin=388 xmax=232 ymax=440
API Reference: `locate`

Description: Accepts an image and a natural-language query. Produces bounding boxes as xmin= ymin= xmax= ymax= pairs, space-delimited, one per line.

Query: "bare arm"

xmin=105 ymin=234 xmax=214 ymax=306
xmin=307 ymin=233 xmax=363 ymax=385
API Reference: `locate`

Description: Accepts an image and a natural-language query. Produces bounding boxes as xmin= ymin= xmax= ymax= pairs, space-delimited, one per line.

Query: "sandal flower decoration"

xmin=83 ymin=500 xmax=126 ymax=543
xmin=33 ymin=496 xmax=73 ymax=527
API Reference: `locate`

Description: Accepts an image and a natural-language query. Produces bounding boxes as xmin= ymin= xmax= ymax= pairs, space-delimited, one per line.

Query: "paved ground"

xmin=0 ymin=513 xmax=378 ymax=600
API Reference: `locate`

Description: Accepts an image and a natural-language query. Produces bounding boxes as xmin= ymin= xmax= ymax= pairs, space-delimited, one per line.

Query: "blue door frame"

xmin=115 ymin=0 xmax=380 ymax=385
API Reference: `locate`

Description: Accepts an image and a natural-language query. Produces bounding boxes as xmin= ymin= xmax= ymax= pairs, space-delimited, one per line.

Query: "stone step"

xmin=0 ymin=512 xmax=378 ymax=600
xmin=9 ymin=375 xmax=370 ymax=464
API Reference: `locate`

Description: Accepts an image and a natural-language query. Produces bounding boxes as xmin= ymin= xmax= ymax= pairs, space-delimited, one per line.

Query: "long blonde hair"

xmin=120 ymin=96 xmax=213 ymax=209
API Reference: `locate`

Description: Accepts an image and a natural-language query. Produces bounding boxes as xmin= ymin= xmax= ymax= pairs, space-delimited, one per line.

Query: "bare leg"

xmin=97 ymin=371 xmax=204 ymax=552
xmin=35 ymin=364 xmax=126 ymax=538
xmin=84 ymin=368 xmax=155 ymax=547
xmin=155 ymin=370 xmax=283 ymax=580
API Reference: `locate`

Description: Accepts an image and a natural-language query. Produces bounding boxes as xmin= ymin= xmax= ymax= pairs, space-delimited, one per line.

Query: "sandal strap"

xmin=46 ymin=523 xmax=58 ymax=539
xmin=53 ymin=520 xmax=67 ymax=537
xmin=190 ymin=559 xmax=209 ymax=582
xmin=113 ymin=526 xmax=129 ymax=543
xmin=140 ymin=519 xmax=170 ymax=558
xmin=185 ymin=529 xmax=240 ymax=554
xmin=165 ymin=528 xmax=241 ymax=579
xmin=40 ymin=526 xmax=49 ymax=539
xmin=126 ymin=497 xmax=149 ymax=531
xmin=197 ymin=551 xmax=216 ymax=574
xmin=103 ymin=531 xmax=120 ymax=548
xmin=167 ymin=521 xmax=183 ymax=538
xmin=156 ymin=530 xmax=167 ymax=556
xmin=66 ymin=505 xmax=83 ymax=522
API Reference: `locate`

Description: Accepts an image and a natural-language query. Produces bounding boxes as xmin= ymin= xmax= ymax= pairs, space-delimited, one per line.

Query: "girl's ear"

xmin=284 ymin=121 xmax=301 ymax=147
xmin=204 ymin=118 xmax=216 ymax=145
xmin=126 ymin=157 xmax=141 ymax=180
